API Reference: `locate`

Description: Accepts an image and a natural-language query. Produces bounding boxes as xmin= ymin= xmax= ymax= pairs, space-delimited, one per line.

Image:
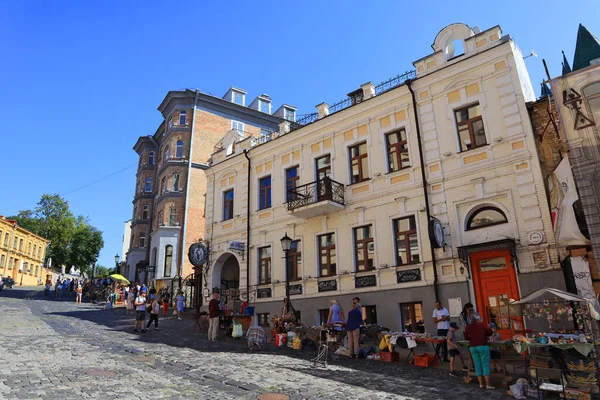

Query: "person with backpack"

xmin=147 ymin=295 xmax=160 ymax=331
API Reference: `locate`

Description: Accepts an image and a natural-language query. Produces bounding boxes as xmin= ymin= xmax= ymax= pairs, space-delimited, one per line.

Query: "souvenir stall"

xmin=505 ymin=288 xmax=600 ymax=399
xmin=378 ymin=331 xmax=447 ymax=366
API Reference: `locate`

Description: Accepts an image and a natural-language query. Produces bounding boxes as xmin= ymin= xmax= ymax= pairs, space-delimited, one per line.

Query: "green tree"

xmin=68 ymin=216 xmax=104 ymax=276
xmin=94 ymin=265 xmax=109 ymax=277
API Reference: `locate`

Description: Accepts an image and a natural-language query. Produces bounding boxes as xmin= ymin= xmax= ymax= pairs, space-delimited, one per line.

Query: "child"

xmin=447 ymin=322 xmax=468 ymax=377
xmin=489 ymin=323 xmax=503 ymax=372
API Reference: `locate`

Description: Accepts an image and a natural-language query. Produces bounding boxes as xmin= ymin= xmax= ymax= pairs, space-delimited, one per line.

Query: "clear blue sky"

xmin=0 ymin=1 xmax=598 ymax=269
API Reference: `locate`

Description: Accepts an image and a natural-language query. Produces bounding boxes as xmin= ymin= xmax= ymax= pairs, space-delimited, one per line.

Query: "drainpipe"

xmin=179 ymin=89 xmax=201 ymax=290
xmin=243 ymin=149 xmax=252 ymax=302
xmin=406 ymin=79 xmax=439 ymax=301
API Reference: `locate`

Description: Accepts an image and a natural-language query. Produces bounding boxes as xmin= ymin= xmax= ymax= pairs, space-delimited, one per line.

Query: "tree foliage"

xmin=8 ymin=194 xmax=104 ymax=273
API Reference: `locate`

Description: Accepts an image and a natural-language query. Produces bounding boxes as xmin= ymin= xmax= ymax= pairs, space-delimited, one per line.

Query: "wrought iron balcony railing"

xmin=287 ymin=177 xmax=345 ymax=211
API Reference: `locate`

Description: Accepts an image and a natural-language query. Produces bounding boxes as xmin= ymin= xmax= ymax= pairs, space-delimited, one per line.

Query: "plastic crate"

xmin=379 ymin=351 xmax=399 ymax=362
xmin=243 ymin=306 xmax=255 ymax=315
xmin=414 ymin=354 xmax=437 ymax=367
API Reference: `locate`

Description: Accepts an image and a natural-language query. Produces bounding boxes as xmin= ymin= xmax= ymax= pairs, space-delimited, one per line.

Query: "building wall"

xmin=0 ymin=217 xmax=49 ymax=286
xmin=204 ymin=23 xmax=562 ymax=330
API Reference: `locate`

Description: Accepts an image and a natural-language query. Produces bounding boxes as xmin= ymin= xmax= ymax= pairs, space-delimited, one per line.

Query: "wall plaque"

xmin=355 ymin=275 xmax=376 ymax=288
xmin=257 ymin=288 xmax=272 ymax=298
xmin=289 ymin=284 xmax=303 ymax=295
xmin=317 ymin=279 xmax=337 ymax=292
xmin=396 ymin=268 xmax=421 ymax=283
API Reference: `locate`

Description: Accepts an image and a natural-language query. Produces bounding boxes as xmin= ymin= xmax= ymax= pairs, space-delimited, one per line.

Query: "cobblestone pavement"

xmin=0 ymin=287 xmax=512 ymax=399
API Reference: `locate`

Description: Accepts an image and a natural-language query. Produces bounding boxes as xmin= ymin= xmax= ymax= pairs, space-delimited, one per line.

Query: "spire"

xmin=572 ymin=24 xmax=600 ymax=71
xmin=562 ymin=50 xmax=572 ymax=75
xmin=540 ymin=81 xmax=552 ymax=98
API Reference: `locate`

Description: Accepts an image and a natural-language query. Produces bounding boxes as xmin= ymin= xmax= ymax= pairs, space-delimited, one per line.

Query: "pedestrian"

xmin=346 ymin=303 xmax=363 ymax=359
xmin=432 ymin=300 xmax=451 ymax=362
xmin=208 ymin=292 xmax=220 ymax=341
xmin=44 ymin=279 xmax=51 ymax=297
xmin=75 ymin=283 xmax=83 ymax=304
xmin=459 ymin=302 xmax=482 ymax=326
xmin=326 ymin=299 xmax=344 ymax=324
xmin=352 ymin=296 xmax=362 ymax=310
xmin=54 ymin=278 xmax=61 ymax=299
xmin=176 ymin=290 xmax=185 ymax=320
xmin=133 ymin=291 xmax=148 ymax=333
xmin=161 ymin=289 xmax=170 ymax=317
xmin=147 ymin=294 xmax=160 ymax=331
xmin=489 ymin=323 xmax=503 ymax=372
xmin=126 ymin=287 xmax=135 ymax=315
xmin=447 ymin=322 xmax=468 ymax=376
xmin=464 ymin=319 xmax=494 ymax=390
xmin=69 ymin=278 xmax=75 ymax=296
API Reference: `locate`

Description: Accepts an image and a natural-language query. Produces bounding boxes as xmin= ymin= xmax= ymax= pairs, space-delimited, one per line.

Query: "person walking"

xmin=133 ymin=291 xmax=148 ymax=333
xmin=147 ymin=294 xmax=160 ymax=331
xmin=176 ymin=290 xmax=185 ymax=320
xmin=161 ymin=289 xmax=170 ymax=317
xmin=326 ymin=299 xmax=344 ymax=324
xmin=208 ymin=292 xmax=220 ymax=341
xmin=346 ymin=303 xmax=363 ymax=359
xmin=464 ymin=319 xmax=494 ymax=390
xmin=433 ymin=300 xmax=451 ymax=362
xmin=126 ymin=287 xmax=135 ymax=315
xmin=75 ymin=283 xmax=83 ymax=304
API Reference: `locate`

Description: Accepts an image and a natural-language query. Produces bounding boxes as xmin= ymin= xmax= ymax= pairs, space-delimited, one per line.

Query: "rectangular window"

xmin=172 ymin=173 xmax=180 ymax=191
xmin=386 ymin=129 xmax=410 ymax=172
xmin=394 ymin=216 xmax=420 ymax=265
xmin=284 ymin=107 xmax=295 ymax=122
xmin=27 ymin=242 xmax=31 ymax=255
xmin=142 ymin=205 xmax=149 ymax=220
xmin=4 ymin=233 xmax=8 ymax=246
xmin=233 ymin=91 xmax=244 ymax=105
xmin=354 ymin=225 xmax=374 ymax=271
xmin=318 ymin=233 xmax=336 ymax=277
xmin=259 ymin=176 xmax=272 ymax=210
xmin=0 ymin=255 xmax=4 ymax=268
xmin=19 ymin=239 xmax=23 ymax=251
xmin=455 ymin=103 xmax=486 ymax=151
xmin=259 ymin=129 xmax=271 ymax=144
xmin=164 ymin=245 xmax=173 ymax=277
xmin=23 ymin=262 xmax=28 ymax=273
xmin=257 ymin=313 xmax=270 ymax=326
xmin=223 ymin=189 xmax=234 ymax=220
xmin=13 ymin=237 xmax=18 ymax=249
xmin=362 ymin=305 xmax=377 ymax=325
xmin=139 ymin=234 xmax=146 ymax=248
xmin=33 ymin=245 xmax=37 ymax=257
xmin=258 ymin=246 xmax=272 ymax=284
xmin=145 ymin=179 xmax=152 ymax=192
xmin=349 ymin=142 xmax=369 ymax=184
xmin=259 ymin=100 xmax=270 ymax=114
xmin=285 ymin=166 xmax=299 ymax=202
xmin=38 ymin=247 xmax=42 ymax=259
xmin=35 ymin=265 xmax=39 ymax=276
xmin=400 ymin=302 xmax=425 ymax=333
xmin=232 ymin=120 xmax=244 ymax=133
xmin=318 ymin=309 xmax=329 ymax=326
xmin=157 ymin=210 xmax=164 ymax=227
xmin=287 ymin=240 xmax=301 ymax=281
xmin=168 ymin=207 xmax=177 ymax=226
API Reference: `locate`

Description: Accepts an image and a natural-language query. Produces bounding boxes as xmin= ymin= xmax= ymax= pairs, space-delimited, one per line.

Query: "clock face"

xmin=429 ymin=218 xmax=445 ymax=248
xmin=189 ymin=243 xmax=207 ymax=267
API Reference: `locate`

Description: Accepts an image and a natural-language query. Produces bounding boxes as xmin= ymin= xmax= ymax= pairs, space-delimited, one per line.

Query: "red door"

xmin=471 ymin=249 xmax=520 ymax=339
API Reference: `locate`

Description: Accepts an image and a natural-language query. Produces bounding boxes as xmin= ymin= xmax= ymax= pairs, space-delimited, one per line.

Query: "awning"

xmin=509 ymin=287 xmax=600 ymax=320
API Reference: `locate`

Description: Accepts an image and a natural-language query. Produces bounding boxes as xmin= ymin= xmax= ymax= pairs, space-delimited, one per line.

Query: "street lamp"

xmin=280 ymin=232 xmax=293 ymax=314
xmin=114 ymin=254 xmax=120 ymax=274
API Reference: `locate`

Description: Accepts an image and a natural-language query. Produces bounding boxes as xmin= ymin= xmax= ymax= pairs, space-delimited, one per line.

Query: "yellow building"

xmin=0 ymin=216 xmax=50 ymax=286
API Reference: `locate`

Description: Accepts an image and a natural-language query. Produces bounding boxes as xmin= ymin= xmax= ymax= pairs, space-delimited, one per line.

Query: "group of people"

xmin=45 ymin=276 xmax=84 ymax=302
xmin=124 ymin=283 xmax=186 ymax=333
xmin=433 ymin=300 xmax=502 ymax=390
xmin=324 ymin=297 xmax=364 ymax=358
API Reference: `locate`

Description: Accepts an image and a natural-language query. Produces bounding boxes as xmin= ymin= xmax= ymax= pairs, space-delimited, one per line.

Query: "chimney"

xmin=316 ymin=102 xmax=330 ymax=119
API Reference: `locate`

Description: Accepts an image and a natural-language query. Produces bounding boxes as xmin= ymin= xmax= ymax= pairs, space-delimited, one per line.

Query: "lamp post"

xmin=280 ymin=232 xmax=293 ymax=313
xmin=114 ymin=254 xmax=120 ymax=275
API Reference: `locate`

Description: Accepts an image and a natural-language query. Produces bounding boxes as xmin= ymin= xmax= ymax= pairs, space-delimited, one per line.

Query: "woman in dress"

xmin=326 ymin=299 xmax=344 ymax=324
xmin=126 ymin=286 xmax=135 ymax=315
xmin=176 ymin=290 xmax=185 ymax=320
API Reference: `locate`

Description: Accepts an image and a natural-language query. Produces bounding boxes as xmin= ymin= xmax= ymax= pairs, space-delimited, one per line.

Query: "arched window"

xmin=466 ymin=206 xmax=508 ymax=230
xmin=446 ymin=39 xmax=465 ymax=60
xmin=164 ymin=245 xmax=172 ymax=277
xmin=176 ymin=141 xmax=184 ymax=158
xmin=179 ymin=110 xmax=187 ymax=125
xmin=148 ymin=151 xmax=154 ymax=165
xmin=164 ymin=146 xmax=170 ymax=160
xmin=144 ymin=178 xmax=152 ymax=192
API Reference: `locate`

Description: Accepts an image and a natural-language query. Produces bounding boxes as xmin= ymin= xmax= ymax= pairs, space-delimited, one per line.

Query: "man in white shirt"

xmin=133 ymin=291 xmax=147 ymax=333
xmin=432 ymin=300 xmax=451 ymax=362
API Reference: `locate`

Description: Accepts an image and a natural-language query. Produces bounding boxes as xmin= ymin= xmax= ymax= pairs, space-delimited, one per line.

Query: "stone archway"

xmin=211 ymin=252 xmax=241 ymax=309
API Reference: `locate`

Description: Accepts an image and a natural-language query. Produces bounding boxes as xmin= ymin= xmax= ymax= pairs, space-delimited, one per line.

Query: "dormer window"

xmin=259 ymin=100 xmax=270 ymax=114
xmin=232 ymin=120 xmax=244 ymax=134
xmin=233 ymin=91 xmax=245 ymax=106
xmin=284 ymin=107 xmax=296 ymax=122
xmin=179 ymin=110 xmax=187 ymax=125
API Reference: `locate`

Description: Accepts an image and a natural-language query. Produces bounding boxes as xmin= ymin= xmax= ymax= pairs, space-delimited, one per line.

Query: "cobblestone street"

xmin=0 ymin=287 xmax=511 ymax=399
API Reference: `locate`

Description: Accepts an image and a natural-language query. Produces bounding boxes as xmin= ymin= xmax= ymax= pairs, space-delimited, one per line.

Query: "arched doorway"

xmin=212 ymin=252 xmax=240 ymax=309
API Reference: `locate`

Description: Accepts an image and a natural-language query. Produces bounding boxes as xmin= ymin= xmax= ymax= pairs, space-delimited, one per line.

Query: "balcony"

xmin=287 ymin=178 xmax=345 ymax=218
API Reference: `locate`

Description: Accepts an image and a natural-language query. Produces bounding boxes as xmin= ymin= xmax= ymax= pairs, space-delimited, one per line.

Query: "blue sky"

xmin=0 ymin=1 xmax=598 ymax=269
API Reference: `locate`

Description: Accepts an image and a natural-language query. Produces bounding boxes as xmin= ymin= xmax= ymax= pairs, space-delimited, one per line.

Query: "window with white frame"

xmin=232 ymin=120 xmax=244 ymax=133
xmin=393 ymin=216 xmax=420 ymax=265
xmin=148 ymin=152 xmax=154 ymax=165
xmin=179 ymin=109 xmax=187 ymax=125
xmin=176 ymin=141 xmax=184 ymax=158
xmin=145 ymin=178 xmax=152 ymax=192
xmin=169 ymin=206 xmax=178 ymax=226
xmin=284 ymin=107 xmax=296 ymax=122
xmin=455 ymin=103 xmax=486 ymax=152
xmin=233 ymin=91 xmax=244 ymax=106
xmin=259 ymin=100 xmax=270 ymax=114
xmin=164 ymin=245 xmax=173 ymax=277
xmin=139 ymin=234 xmax=146 ymax=248
xmin=172 ymin=173 xmax=180 ymax=191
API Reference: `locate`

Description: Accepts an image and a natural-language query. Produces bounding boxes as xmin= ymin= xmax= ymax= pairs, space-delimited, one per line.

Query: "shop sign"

xmin=318 ymin=279 xmax=337 ymax=292
xmin=257 ymin=288 xmax=272 ymax=298
xmin=355 ymin=275 xmax=376 ymax=288
xmin=229 ymin=241 xmax=245 ymax=252
xmin=396 ymin=268 xmax=421 ymax=283
xmin=289 ymin=284 xmax=303 ymax=295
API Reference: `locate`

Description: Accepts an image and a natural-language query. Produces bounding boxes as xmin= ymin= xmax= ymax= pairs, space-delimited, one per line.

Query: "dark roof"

xmin=572 ymin=24 xmax=600 ymax=71
xmin=540 ymin=82 xmax=552 ymax=98
xmin=562 ymin=50 xmax=572 ymax=75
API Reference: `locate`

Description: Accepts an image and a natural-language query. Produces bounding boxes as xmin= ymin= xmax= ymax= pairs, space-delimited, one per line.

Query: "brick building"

xmin=126 ymin=89 xmax=288 ymax=303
